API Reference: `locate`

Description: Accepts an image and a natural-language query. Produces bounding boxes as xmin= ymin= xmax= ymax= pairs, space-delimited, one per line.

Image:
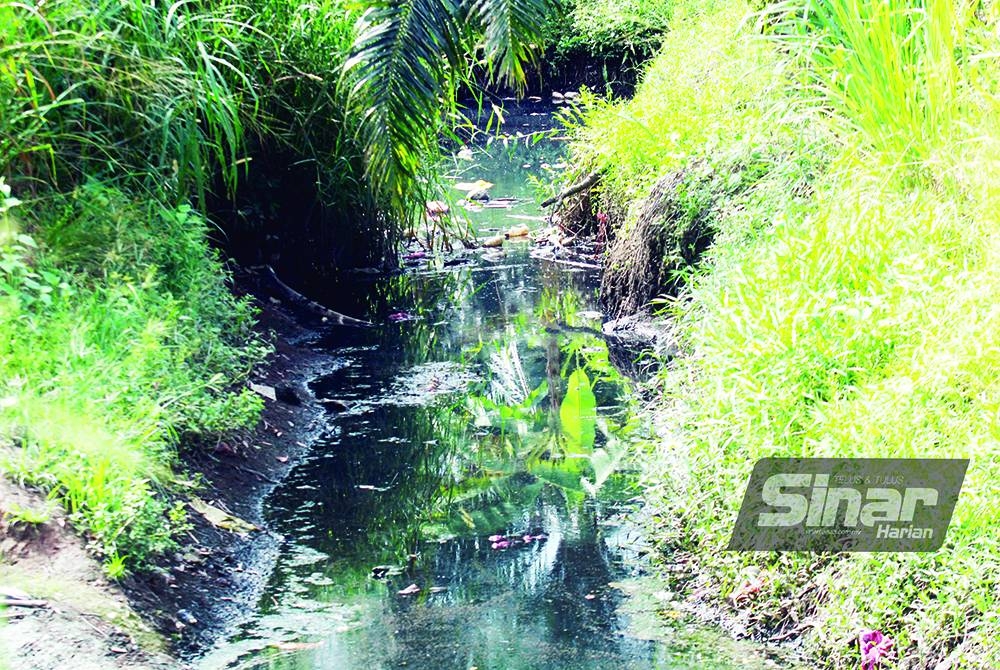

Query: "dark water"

xmin=200 ymin=104 xmax=785 ymax=670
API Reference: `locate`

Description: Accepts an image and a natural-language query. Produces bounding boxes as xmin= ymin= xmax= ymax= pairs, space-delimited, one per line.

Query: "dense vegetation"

xmin=3 ymin=0 xmax=997 ymax=668
xmin=0 ymin=0 xmax=557 ymax=573
xmin=569 ymin=0 xmax=1000 ymax=667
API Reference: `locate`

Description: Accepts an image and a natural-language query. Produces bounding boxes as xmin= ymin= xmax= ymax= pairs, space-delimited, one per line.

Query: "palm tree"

xmin=343 ymin=0 xmax=553 ymax=219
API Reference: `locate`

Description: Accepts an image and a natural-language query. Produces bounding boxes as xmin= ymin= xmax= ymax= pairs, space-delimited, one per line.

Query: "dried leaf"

xmin=189 ymin=498 xmax=258 ymax=535
xmin=249 ymin=383 xmax=276 ymax=401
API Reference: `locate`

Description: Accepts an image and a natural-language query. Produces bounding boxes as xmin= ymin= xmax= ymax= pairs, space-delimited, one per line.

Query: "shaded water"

xmin=201 ymin=103 xmax=784 ymax=670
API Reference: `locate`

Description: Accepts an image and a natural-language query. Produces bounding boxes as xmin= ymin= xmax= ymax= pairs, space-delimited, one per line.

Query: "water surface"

xmin=200 ymin=103 xmax=786 ymax=670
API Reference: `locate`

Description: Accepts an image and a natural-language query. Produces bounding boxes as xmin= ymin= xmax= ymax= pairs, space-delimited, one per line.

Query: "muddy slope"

xmin=120 ymin=269 xmax=344 ymax=657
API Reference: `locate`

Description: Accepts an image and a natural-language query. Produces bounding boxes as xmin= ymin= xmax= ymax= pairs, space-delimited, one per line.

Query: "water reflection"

xmin=201 ymin=103 xmax=785 ymax=670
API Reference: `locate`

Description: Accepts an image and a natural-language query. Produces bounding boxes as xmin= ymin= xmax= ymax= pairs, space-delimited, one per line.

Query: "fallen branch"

xmin=0 ymin=598 xmax=47 ymax=608
xmin=262 ymin=266 xmax=373 ymax=327
xmin=541 ymin=171 xmax=602 ymax=208
xmin=234 ymin=464 xmax=279 ymax=484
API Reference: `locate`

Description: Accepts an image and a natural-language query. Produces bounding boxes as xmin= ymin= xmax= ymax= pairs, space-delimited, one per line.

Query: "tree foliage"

xmin=343 ymin=0 xmax=554 ymax=215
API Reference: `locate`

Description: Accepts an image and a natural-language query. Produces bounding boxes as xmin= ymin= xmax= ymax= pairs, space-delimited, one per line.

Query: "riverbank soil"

xmin=120 ymin=272 xmax=339 ymax=656
xmin=0 ymin=477 xmax=174 ymax=670
xmin=1 ymin=274 xmax=336 ymax=666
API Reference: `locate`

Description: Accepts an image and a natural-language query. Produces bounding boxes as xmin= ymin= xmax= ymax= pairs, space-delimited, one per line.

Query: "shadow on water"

xmin=200 ymin=103 xmax=789 ymax=670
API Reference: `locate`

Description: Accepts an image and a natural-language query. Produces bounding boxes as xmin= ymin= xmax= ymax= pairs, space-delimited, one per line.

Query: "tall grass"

xmin=569 ymin=0 xmax=1000 ymax=666
xmin=0 ymin=0 xmax=258 ymax=202
xmin=0 ymin=182 xmax=267 ymax=571
xmin=0 ymin=0 xmax=369 ymax=572
xmin=763 ymin=0 xmax=966 ymax=163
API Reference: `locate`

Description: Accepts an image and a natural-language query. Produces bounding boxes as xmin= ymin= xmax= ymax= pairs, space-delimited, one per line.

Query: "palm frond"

xmin=343 ymin=0 xmax=552 ymax=220
xmin=343 ymin=0 xmax=468 ymax=211
xmin=470 ymin=0 xmax=552 ymax=86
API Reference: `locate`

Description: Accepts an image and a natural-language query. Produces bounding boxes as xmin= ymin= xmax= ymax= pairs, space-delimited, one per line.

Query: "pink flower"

xmin=488 ymin=534 xmax=505 ymax=542
xmin=859 ymin=629 xmax=894 ymax=670
xmin=491 ymin=540 xmax=510 ymax=550
xmin=522 ymin=535 xmax=534 ymax=543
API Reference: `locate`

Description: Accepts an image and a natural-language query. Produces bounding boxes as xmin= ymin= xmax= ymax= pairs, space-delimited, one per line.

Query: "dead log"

xmin=0 ymin=598 xmax=47 ymax=608
xmin=262 ymin=266 xmax=373 ymax=327
xmin=540 ymin=171 xmax=602 ymax=208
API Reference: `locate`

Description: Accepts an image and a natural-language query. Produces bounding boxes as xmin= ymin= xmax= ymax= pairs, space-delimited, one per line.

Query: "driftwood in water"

xmin=262 ymin=265 xmax=373 ymax=327
xmin=541 ymin=171 xmax=602 ymax=208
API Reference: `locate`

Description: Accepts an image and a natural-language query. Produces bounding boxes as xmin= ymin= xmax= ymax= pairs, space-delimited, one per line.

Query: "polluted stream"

xmin=200 ymin=102 xmax=788 ymax=670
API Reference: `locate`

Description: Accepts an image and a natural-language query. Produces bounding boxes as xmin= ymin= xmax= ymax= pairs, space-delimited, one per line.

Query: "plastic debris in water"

xmin=488 ymin=532 xmax=547 ymax=549
xmin=425 ymin=201 xmax=449 ymax=221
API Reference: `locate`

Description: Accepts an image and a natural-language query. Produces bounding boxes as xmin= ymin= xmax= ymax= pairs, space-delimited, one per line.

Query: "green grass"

xmin=0 ymin=181 xmax=266 ymax=571
xmin=0 ymin=0 xmax=367 ymax=206
xmin=0 ymin=0 xmax=369 ymax=573
xmin=568 ymin=0 xmax=1000 ymax=667
xmin=568 ymin=0 xmax=808 ymax=204
xmin=549 ymin=0 xmax=674 ymax=61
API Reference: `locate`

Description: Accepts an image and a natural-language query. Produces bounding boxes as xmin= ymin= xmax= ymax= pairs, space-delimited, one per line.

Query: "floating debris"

xmin=370 ymin=565 xmax=404 ymax=579
xmin=487 ymin=532 xmax=547 ymax=550
xmin=425 ymin=201 xmax=449 ymax=220
xmin=506 ymin=224 xmax=530 ymax=238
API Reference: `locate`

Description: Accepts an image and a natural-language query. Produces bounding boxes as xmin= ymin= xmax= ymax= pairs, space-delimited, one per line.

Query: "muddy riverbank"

xmin=0 ymin=273 xmax=340 ymax=669
xmin=120 ymin=271 xmax=342 ymax=656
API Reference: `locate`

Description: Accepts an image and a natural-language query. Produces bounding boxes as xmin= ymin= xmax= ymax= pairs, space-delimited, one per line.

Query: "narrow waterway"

xmin=200 ymin=103 xmax=786 ymax=670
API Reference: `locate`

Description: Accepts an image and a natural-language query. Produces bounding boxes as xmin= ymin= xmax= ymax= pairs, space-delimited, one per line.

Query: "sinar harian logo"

xmin=728 ymin=458 xmax=968 ymax=552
